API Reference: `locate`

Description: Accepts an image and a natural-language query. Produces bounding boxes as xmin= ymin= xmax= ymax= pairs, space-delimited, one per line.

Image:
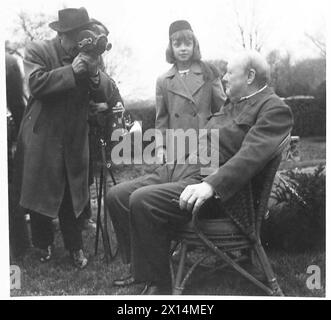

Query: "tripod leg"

xmin=108 ymin=166 xmax=117 ymax=185
xmin=101 ymin=174 xmax=112 ymax=264
xmin=94 ymin=166 xmax=103 ymax=256
xmin=103 ymin=179 xmax=118 ymax=261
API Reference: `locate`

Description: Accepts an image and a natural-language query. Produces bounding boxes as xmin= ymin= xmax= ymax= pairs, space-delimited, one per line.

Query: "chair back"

xmin=223 ymin=134 xmax=291 ymax=241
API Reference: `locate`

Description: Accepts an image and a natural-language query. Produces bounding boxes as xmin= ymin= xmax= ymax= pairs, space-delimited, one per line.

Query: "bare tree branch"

xmin=305 ymin=32 xmax=326 ymax=58
xmin=18 ymin=12 xmax=35 ymax=41
xmin=233 ymin=2 xmax=246 ymax=49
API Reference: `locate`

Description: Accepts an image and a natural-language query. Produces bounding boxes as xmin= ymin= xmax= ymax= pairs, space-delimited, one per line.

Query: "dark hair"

xmin=165 ymin=29 xmax=201 ymax=64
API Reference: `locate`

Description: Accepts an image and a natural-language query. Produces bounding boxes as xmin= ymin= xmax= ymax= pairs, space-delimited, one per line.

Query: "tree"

xmin=267 ymin=50 xmax=294 ymax=97
xmin=103 ymin=39 xmax=133 ymax=81
xmin=6 ymin=11 xmax=56 ymax=58
xmin=304 ymin=31 xmax=326 ymax=59
xmin=205 ymin=59 xmax=228 ymax=78
xmin=267 ymin=49 xmax=326 ymax=97
xmin=230 ymin=0 xmax=267 ymax=51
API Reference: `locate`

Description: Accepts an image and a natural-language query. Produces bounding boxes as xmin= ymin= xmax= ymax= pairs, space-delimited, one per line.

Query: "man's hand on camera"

xmin=89 ymin=101 xmax=108 ymax=116
xmin=72 ymin=55 xmax=87 ymax=76
xmin=112 ymin=102 xmax=125 ymax=114
xmin=78 ymin=52 xmax=99 ymax=77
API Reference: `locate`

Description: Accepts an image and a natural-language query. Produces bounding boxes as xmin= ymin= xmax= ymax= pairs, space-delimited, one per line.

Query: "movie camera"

xmin=76 ymin=28 xmax=112 ymax=56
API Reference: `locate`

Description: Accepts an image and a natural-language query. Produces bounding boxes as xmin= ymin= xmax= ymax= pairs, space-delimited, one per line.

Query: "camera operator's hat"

xmin=169 ymin=20 xmax=193 ymax=38
xmin=49 ymin=7 xmax=93 ymax=33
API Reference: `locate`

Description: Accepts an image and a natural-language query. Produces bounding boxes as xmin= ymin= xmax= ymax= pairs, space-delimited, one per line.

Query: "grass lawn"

xmin=10 ymin=136 xmax=326 ymax=297
xmin=298 ymin=136 xmax=326 ymax=161
xmin=11 ymin=219 xmax=325 ymax=297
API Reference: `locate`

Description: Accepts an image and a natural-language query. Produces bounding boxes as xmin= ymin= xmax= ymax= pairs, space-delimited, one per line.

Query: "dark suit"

xmin=107 ymin=86 xmax=293 ymax=287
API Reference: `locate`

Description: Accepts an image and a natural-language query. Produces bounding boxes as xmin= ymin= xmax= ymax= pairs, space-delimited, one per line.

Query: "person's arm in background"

xmin=211 ymin=76 xmax=227 ymax=113
xmin=203 ymin=61 xmax=227 ymax=113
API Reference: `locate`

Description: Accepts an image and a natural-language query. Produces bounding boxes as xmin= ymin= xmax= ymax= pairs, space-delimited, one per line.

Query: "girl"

xmin=155 ymin=20 xmax=226 ymax=163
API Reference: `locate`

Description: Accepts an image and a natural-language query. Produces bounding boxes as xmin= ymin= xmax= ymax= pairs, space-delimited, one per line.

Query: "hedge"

xmin=125 ymin=96 xmax=326 ymax=138
xmin=284 ymin=97 xmax=325 ymax=137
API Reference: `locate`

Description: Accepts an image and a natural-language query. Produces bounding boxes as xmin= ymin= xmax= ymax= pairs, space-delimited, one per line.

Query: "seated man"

xmin=107 ymin=50 xmax=293 ymax=294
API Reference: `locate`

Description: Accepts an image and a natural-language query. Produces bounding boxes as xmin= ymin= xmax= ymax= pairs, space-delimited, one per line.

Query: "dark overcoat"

xmin=172 ymin=86 xmax=294 ymax=201
xmin=18 ymin=37 xmax=114 ymax=218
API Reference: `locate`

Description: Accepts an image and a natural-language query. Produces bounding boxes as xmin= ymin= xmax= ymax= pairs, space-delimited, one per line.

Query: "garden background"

xmin=4 ymin=0 xmax=326 ymax=297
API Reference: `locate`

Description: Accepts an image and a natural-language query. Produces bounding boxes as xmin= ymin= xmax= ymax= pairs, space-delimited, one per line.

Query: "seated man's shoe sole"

xmin=39 ymin=245 xmax=53 ymax=263
xmin=70 ymin=249 xmax=88 ymax=269
xmin=141 ymin=283 xmax=172 ymax=295
xmin=113 ymin=275 xmax=136 ymax=286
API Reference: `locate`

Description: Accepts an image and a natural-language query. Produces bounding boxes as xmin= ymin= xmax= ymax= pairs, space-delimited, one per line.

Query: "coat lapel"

xmin=168 ymin=72 xmax=195 ymax=103
xmin=166 ymin=62 xmax=204 ymax=111
xmin=185 ymin=62 xmax=205 ymax=97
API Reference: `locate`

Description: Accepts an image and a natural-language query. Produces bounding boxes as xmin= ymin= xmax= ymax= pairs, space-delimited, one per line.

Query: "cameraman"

xmin=80 ymin=18 xmax=127 ymax=228
xmin=17 ymin=7 xmax=115 ymax=269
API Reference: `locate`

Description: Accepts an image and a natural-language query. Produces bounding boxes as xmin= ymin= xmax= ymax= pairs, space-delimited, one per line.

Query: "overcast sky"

xmin=3 ymin=0 xmax=327 ymax=99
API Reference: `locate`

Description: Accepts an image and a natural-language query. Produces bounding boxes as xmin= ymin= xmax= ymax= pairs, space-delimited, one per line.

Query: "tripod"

xmin=91 ymin=102 xmax=130 ymax=263
xmin=94 ymin=137 xmax=118 ymax=263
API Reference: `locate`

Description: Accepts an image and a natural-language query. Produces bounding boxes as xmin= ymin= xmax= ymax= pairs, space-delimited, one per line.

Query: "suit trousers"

xmin=29 ymin=179 xmax=84 ymax=251
xmin=107 ymin=164 xmax=204 ymax=288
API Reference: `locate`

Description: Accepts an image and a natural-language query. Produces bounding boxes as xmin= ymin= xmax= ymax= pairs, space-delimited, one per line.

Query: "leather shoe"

xmin=70 ymin=249 xmax=88 ymax=269
xmin=141 ymin=283 xmax=172 ymax=295
xmin=113 ymin=275 xmax=136 ymax=287
xmin=39 ymin=245 xmax=53 ymax=263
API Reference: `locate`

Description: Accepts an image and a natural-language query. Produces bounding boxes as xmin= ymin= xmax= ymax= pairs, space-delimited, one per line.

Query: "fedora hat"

xmin=49 ymin=7 xmax=93 ymax=33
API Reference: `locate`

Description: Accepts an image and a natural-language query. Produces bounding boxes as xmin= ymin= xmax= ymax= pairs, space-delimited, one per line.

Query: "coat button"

xmin=175 ymin=113 xmax=179 ymax=118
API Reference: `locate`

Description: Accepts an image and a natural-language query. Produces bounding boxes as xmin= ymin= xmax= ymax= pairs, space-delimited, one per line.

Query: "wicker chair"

xmin=170 ymin=136 xmax=291 ymax=296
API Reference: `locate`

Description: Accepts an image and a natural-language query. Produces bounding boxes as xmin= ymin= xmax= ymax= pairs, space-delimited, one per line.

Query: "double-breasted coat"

xmin=17 ymin=37 xmax=114 ymax=218
xmin=155 ymin=61 xmax=226 ymax=159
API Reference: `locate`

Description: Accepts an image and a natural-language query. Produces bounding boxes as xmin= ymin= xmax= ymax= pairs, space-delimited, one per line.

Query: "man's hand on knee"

xmin=179 ymin=182 xmax=214 ymax=215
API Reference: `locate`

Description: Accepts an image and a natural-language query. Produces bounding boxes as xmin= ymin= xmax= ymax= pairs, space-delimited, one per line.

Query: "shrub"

xmin=285 ymin=97 xmax=325 ymax=137
xmin=262 ymin=165 xmax=325 ymax=252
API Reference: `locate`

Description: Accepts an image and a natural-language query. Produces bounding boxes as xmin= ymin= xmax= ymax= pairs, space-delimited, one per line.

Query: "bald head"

xmin=223 ymin=50 xmax=270 ymax=102
xmin=239 ymin=50 xmax=270 ymax=87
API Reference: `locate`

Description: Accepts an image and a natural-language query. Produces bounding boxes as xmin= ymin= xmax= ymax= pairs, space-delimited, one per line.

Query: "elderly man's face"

xmin=223 ymin=59 xmax=248 ymax=102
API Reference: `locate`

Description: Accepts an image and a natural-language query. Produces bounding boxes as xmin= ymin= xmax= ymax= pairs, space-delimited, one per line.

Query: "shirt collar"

xmin=165 ymin=61 xmax=202 ymax=78
xmin=239 ymin=85 xmax=268 ymax=102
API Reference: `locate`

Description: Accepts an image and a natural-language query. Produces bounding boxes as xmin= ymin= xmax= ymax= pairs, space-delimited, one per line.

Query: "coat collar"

xmin=224 ymin=86 xmax=274 ymax=108
xmin=164 ymin=61 xmax=203 ymax=78
xmin=241 ymin=86 xmax=274 ymax=107
xmin=212 ymin=86 xmax=274 ymax=119
xmin=166 ymin=62 xmax=205 ymax=107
